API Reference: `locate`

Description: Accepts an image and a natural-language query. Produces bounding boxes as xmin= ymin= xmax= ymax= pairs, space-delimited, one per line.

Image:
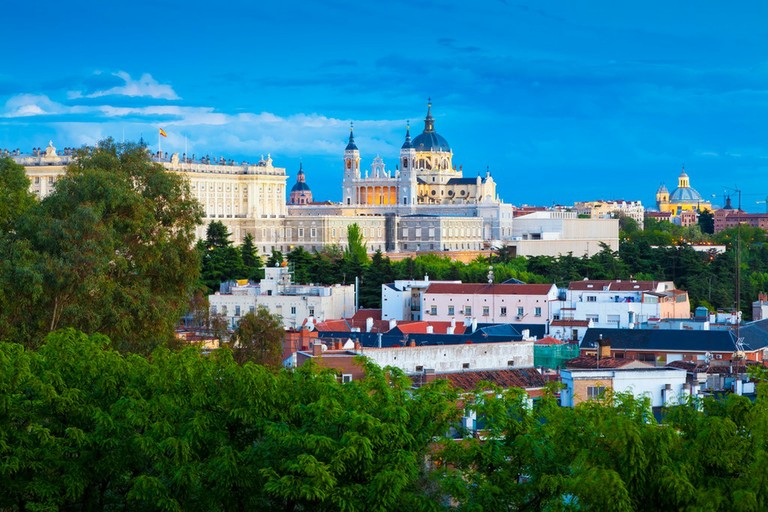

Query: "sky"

xmin=2 ymin=1 xmax=766 ymax=210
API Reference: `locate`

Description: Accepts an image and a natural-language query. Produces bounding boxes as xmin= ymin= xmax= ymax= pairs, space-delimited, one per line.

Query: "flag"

xmin=159 ymin=128 xmax=167 ymax=137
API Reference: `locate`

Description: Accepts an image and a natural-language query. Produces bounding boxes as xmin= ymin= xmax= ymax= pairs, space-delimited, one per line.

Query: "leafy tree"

xmin=0 ymin=157 xmax=36 ymax=231
xmin=360 ymin=249 xmax=394 ymax=308
xmin=287 ymin=247 xmax=314 ymax=284
xmin=229 ymin=306 xmax=285 ymax=367
xmin=699 ymin=209 xmax=715 ymax=234
xmin=3 ymin=140 xmax=202 ymax=352
xmin=199 ymin=221 xmax=244 ymax=292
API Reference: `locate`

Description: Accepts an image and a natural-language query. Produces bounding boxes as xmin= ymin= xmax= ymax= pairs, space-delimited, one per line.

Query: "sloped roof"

xmin=551 ymin=319 xmax=590 ymax=327
xmin=569 ymin=280 xmax=664 ymax=292
xmin=536 ymin=336 xmax=566 ymax=345
xmin=581 ymin=327 xmax=768 ymax=353
xmin=394 ymin=321 xmax=467 ymax=335
xmin=565 ymin=355 xmax=653 ymax=369
xmin=439 ymin=368 xmax=546 ymax=391
xmin=426 ymin=283 xmax=554 ymax=295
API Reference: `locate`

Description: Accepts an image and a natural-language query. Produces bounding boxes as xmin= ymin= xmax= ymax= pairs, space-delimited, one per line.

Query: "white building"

xmin=553 ymin=279 xmax=691 ymax=329
xmin=421 ymin=282 xmax=559 ymax=327
xmin=382 ymin=277 xmax=462 ymax=321
xmin=209 ymin=264 xmax=355 ymax=330
xmin=506 ymin=210 xmax=619 ymax=257
xmin=560 ymin=365 xmax=689 ymax=408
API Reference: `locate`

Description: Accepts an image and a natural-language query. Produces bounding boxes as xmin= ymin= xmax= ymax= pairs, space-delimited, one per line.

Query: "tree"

xmin=229 ymin=306 xmax=285 ymax=367
xmin=199 ymin=221 xmax=244 ymax=292
xmin=0 ymin=157 xmax=36 ymax=231
xmin=698 ymin=209 xmax=715 ymax=234
xmin=240 ymin=233 xmax=263 ymax=281
xmin=2 ymin=140 xmax=203 ymax=352
xmin=360 ymin=249 xmax=394 ymax=308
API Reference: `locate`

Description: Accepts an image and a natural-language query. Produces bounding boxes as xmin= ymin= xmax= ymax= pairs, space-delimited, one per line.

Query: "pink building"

xmin=421 ymin=283 xmax=558 ymax=328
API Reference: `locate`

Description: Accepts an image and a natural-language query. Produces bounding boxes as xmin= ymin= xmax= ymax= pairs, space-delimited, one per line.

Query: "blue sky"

xmin=2 ymin=1 xmax=766 ymax=210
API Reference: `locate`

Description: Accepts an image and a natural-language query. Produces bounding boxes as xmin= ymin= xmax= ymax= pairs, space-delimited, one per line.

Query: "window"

xmin=211 ymin=305 xmax=217 ymax=315
xmin=464 ymin=306 xmax=472 ymax=316
xmin=249 ymin=305 xmax=255 ymax=314
xmin=517 ymin=307 xmax=524 ymax=317
xmin=448 ymin=306 xmax=455 ymax=316
xmin=309 ymin=307 xmax=315 ymax=317
xmin=462 ymin=362 xmax=470 ymax=369
xmin=221 ymin=306 xmax=228 ymax=316
xmin=430 ymin=306 xmax=437 ymax=316
xmin=500 ymin=307 xmax=507 ymax=316
xmin=415 ymin=228 xmax=422 ymax=237
xmin=535 ymin=307 xmax=542 ymax=317
xmin=586 ymin=314 xmax=599 ymax=323
xmin=587 ymin=386 xmax=606 ymax=400
xmin=607 ymin=314 xmax=620 ymax=324
xmin=587 ymin=296 xmax=597 ymax=302
xmin=290 ymin=306 xmax=297 ymax=315
xmin=310 ymin=228 xmax=317 ymax=238
xmin=235 ymin=305 xmax=241 ymax=316
xmin=507 ymin=360 xmax=515 ymax=367
xmin=483 ymin=306 xmax=489 ymax=316
xmin=332 ymin=228 xmax=337 ymax=237
xmin=298 ymin=228 xmax=304 ymax=238
xmin=342 ymin=374 xmax=353 ymax=383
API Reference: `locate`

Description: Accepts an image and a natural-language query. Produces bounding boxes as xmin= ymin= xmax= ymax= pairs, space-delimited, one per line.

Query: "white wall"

xmin=358 ymin=341 xmax=534 ymax=373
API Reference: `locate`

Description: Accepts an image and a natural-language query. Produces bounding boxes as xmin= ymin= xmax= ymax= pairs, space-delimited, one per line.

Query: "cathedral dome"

xmin=669 ymin=187 xmax=703 ymax=203
xmin=412 ymin=101 xmax=451 ymax=153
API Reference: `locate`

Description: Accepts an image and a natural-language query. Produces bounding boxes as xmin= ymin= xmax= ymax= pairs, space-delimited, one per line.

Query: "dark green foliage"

xmin=0 ymin=330 xmax=460 ymax=511
xmin=229 ymin=306 xmax=284 ymax=367
xmin=240 ymin=233 xmax=264 ymax=281
xmin=0 ymin=140 xmax=202 ymax=353
xmin=198 ymin=221 xmax=244 ymax=292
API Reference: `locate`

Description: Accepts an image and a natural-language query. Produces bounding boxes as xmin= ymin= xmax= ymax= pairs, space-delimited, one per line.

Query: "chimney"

xmin=447 ymin=326 xmax=455 ymax=334
xmin=389 ymin=318 xmax=397 ymax=330
xmin=426 ymin=325 xmax=434 ymax=334
xmin=471 ymin=317 xmax=478 ymax=332
xmin=424 ymin=274 xmax=429 ymax=282
xmin=424 ymin=368 xmax=436 ymax=383
xmin=312 ymin=342 xmax=323 ymax=357
xmin=354 ymin=341 xmax=361 ymax=351
xmin=366 ymin=317 xmax=374 ymax=332
xmin=377 ymin=332 xmax=382 ymax=348
xmin=598 ymin=334 xmax=611 ymax=359
xmin=450 ymin=317 xmax=456 ymax=328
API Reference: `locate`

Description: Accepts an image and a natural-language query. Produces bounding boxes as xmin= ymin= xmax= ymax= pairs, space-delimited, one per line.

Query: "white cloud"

xmin=70 ymin=71 xmax=179 ymax=100
xmin=3 ymin=94 xmax=66 ymax=117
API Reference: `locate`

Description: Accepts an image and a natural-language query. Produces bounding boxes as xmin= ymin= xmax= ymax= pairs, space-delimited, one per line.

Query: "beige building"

xmin=506 ymin=211 xmax=619 ymax=257
xmin=574 ymin=199 xmax=644 ymax=229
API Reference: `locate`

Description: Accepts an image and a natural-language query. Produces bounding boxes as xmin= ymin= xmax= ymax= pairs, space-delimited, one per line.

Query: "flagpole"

xmin=158 ymin=129 xmax=162 ymax=155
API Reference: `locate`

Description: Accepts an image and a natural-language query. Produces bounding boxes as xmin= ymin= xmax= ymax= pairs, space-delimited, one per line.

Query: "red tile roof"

xmin=396 ymin=321 xmax=467 ymax=335
xmin=426 ymin=283 xmax=555 ymax=295
xmin=551 ymin=319 xmax=590 ymax=327
xmin=438 ymin=368 xmax=546 ymax=391
xmin=351 ymin=309 xmax=382 ymax=321
xmin=536 ymin=336 xmax=566 ymax=345
xmin=564 ymin=355 xmax=650 ymax=369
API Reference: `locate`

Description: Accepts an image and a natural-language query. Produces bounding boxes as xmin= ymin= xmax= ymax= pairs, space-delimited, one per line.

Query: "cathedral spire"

xmin=424 ymin=98 xmax=435 ymax=133
xmin=345 ymin=122 xmax=358 ymax=151
xmin=401 ymin=121 xmax=413 ymax=149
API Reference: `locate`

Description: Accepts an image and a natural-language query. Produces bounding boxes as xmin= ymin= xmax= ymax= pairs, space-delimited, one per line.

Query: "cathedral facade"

xmin=340 ymin=102 xmax=498 ymax=207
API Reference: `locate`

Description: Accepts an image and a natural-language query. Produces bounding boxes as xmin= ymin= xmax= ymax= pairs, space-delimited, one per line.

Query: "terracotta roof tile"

xmin=536 ymin=336 xmax=566 ymax=345
xmin=564 ymin=355 xmax=651 ymax=369
xmin=438 ymin=368 xmax=546 ymax=391
xmin=551 ymin=319 xmax=590 ymax=327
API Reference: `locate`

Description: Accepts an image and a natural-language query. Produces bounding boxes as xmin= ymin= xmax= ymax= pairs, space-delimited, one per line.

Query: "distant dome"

xmin=656 ymin=184 xmax=668 ymax=194
xmin=669 ymin=187 xmax=703 ymax=202
xmin=291 ymin=181 xmax=311 ymax=193
xmin=412 ymin=101 xmax=451 ymax=153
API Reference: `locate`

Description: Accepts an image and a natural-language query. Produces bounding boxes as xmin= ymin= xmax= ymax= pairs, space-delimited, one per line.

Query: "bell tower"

xmin=342 ymin=123 xmax=361 ymax=205
xmin=399 ymin=123 xmax=417 ymax=205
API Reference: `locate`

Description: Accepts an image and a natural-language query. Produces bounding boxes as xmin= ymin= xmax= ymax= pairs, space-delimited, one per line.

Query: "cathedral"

xmin=340 ymin=101 xmax=498 ymax=207
xmin=655 ymin=167 xmax=712 ymax=215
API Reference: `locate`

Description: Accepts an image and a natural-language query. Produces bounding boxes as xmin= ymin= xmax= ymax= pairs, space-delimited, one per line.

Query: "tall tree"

xmin=5 ymin=140 xmax=202 ymax=352
xmin=199 ymin=221 xmax=244 ymax=292
xmin=229 ymin=306 xmax=285 ymax=367
xmin=240 ymin=233 xmax=263 ymax=281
